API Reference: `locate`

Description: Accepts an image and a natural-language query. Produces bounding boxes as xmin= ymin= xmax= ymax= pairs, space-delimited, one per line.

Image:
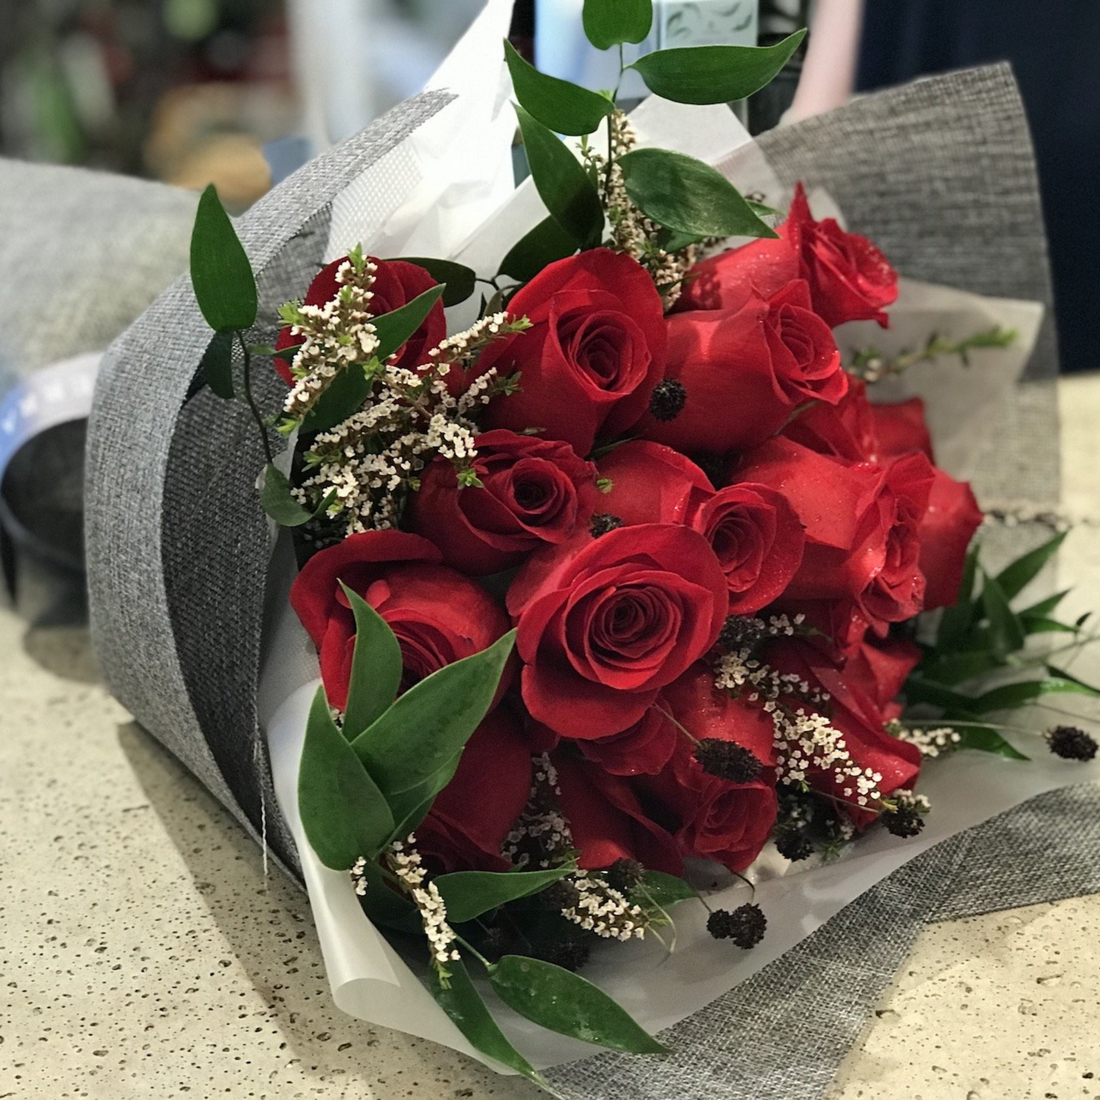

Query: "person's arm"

xmin=786 ymin=0 xmax=866 ymax=122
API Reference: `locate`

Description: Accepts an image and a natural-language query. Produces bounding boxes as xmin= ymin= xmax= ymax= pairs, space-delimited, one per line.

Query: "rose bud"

xmin=289 ymin=530 xmax=512 ymax=713
xmin=406 ymin=429 xmax=599 ymax=575
xmin=597 ymin=440 xmax=714 ymax=527
xmin=642 ymin=282 xmax=844 ymax=455
xmin=509 ymin=524 xmax=729 ymax=740
xmin=417 ymin=705 xmax=533 ymax=873
xmin=474 ymin=249 xmax=667 ymax=456
xmin=273 ymin=256 xmax=445 ymax=381
xmin=690 ymin=483 xmax=805 ymax=615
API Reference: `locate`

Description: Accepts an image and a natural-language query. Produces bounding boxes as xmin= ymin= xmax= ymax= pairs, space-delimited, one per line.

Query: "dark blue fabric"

xmin=858 ymin=1 xmax=1100 ymax=372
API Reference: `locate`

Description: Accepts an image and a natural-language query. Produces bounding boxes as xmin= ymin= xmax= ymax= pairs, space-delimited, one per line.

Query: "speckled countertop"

xmin=3 ymin=375 xmax=1100 ymax=1100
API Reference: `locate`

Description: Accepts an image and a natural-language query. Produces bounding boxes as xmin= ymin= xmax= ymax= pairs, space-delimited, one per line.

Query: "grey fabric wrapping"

xmin=84 ymin=65 xmax=1082 ymax=1099
xmin=0 ymin=160 xmax=196 ymax=581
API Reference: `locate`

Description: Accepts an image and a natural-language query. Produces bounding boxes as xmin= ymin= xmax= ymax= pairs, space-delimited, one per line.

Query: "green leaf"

xmin=1020 ymin=589 xmax=1071 ymax=618
xmin=351 ymin=855 xmax=419 ymax=931
xmin=300 ymin=367 xmax=372 ymax=434
xmin=918 ymin=649 xmax=1002 ymax=687
xmin=340 ymin=584 xmax=403 ymax=739
xmin=582 ymin=0 xmax=653 ymax=49
xmin=630 ymin=31 xmax=806 ymax=105
xmin=434 ymin=867 xmax=574 ymax=924
xmin=298 ymin=688 xmax=395 ymax=868
xmin=373 ymin=284 xmax=446 ymax=361
xmin=201 ymin=330 xmax=235 ymax=399
xmin=515 ymin=104 xmax=605 ymax=247
xmin=903 ymin=677 xmax=977 ymax=713
xmin=259 ymin=464 xmax=334 ymax=527
xmin=498 ymin=214 xmax=579 ymax=283
xmin=994 ymin=531 xmax=1066 ymax=602
xmin=1047 ymin=664 xmax=1100 ymax=694
xmin=968 ymin=677 xmax=1100 ymax=715
xmin=429 ymin=961 xmax=551 ymax=1090
xmin=634 ymin=870 xmax=695 ymax=910
xmin=351 ymin=631 xmax=517 ymax=796
xmin=954 ymin=725 xmax=1030 ymax=761
xmin=981 ymin=569 xmax=1026 ymax=659
xmin=936 ymin=541 xmax=980 ymax=649
xmin=489 ymin=955 xmax=669 ymax=1054
xmin=504 ymin=39 xmax=614 ymax=136
xmin=189 ymin=183 xmax=258 ymax=333
xmin=618 ymin=147 xmax=777 ymax=239
xmin=1021 ymin=615 xmax=1079 ymax=636
xmin=389 ymin=257 xmax=476 ymax=307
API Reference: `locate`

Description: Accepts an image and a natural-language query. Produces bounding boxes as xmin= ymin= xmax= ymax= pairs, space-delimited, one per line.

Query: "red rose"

xmin=597 ymin=441 xmax=714 ymax=526
xmin=918 ymin=467 xmax=983 ymax=609
xmin=691 ymin=483 xmax=805 ymax=615
xmin=844 ymin=637 xmax=923 ymax=722
xmin=642 ymin=284 xmax=844 ymax=455
xmin=418 ymin=706 xmax=533 ymax=872
xmin=406 ymin=429 xmax=599 ymax=575
xmin=274 ymin=256 xmax=446 ymax=381
xmin=509 ymin=524 xmax=729 ymax=739
xmin=737 ymin=438 xmax=933 ymax=634
xmin=578 ymin=699 xmax=678 ymax=776
xmin=476 ymin=249 xmax=667 ymax=456
xmin=554 ymin=755 xmax=682 ymax=873
xmin=678 ymin=184 xmax=898 ymax=329
xmin=642 ymin=665 xmax=778 ymax=871
xmin=289 ymin=530 xmax=511 ymax=713
xmin=782 ymin=377 xmax=879 ymax=462
xmin=869 ymin=397 xmax=934 ymax=461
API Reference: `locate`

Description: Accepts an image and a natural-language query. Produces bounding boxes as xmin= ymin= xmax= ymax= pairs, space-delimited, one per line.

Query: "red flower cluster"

xmin=288 ymin=191 xmax=982 ymax=878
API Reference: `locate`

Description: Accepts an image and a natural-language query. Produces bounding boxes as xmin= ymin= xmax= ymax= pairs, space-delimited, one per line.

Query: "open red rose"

xmin=782 ymin=376 xmax=879 ymax=462
xmin=476 ymin=249 xmax=667 ymax=456
xmin=677 ymin=184 xmax=897 ymax=329
xmin=642 ymin=284 xmax=843 ymax=455
xmin=691 ymin=482 xmax=805 ymax=615
xmin=596 ymin=441 xmax=714 ymax=527
xmin=289 ymin=530 xmax=511 ymax=713
xmin=418 ymin=706 xmax=533 ymax=873
xmin=918 ymin=466 xmax=984 ymax=609
xmin=554 ymin=755 xmax=682 ymax=873
xmin=737 ymin=437 xmax=933 ymax=634
xmin=844 ymin=637 xmax=923 ymax=721
xmin=406 ymin=429 xmax=598 ymax=575
xmin=510 ymin=524 xmax=729 ymax=739
xmin=869 ymin=397 xmax=934 ymax=461
xmin=578 ymin=698 xmax=679 ymax=776
xmin=273 ymin=256 xmax=446 ymax=382
xmin=783 ymin=183 xmax=898 ymax=328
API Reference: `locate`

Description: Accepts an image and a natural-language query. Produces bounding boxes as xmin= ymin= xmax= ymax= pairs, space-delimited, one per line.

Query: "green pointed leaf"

xmin=298 ymin=688 xmax=395 ymax=868
xmin=631 ymin=31 xmax=806 ymax=104
xmin=582 ymin=0 xmax=653 ymax=49
xmin=1047 ymin=664 xmax=1100 ymax=694
xmin=618 ymin=148 xmax=777 ymax=239
xmin=919 ymin=649 xmax=1001 ymax=687
xmin=300 ymin=366 xmax=372 ymax=434
xmin=1022 ymin=615 xmax=1079 ymax=635
xmin=201 ymin=330 xmax=235 ymax=398
xmin=351 ymin=631 xmax=517 ymax=796
xmin=903 ymin=677 xmax=977 ymax=713
xmin=968 ymin=677 xmax=1100 ymax=715
xmin=374 ymin=284 xmax=446 ymax=361
xmin=189 ymin=183 xmax=258 ymax=333
xmin=994 ymin=531 xmax=1066 ymax=602
xmin=954 ymin=725 xmax=1030 ymax=761
xmin=505 ymin=39 xmax=614 ymax=136
xmin=936 ymin=541 xmax=980 ymax=649
xmin=434 ymin=867 xmax=574 ymax=924
xmin=634 ymin=870 xmax=695 ymax=909
xmin=498 ymin=214 xmax=578 ymax=282
xmin=389 ymin=257 xmax=476 ymax=307
xmin=259 ymin=464 xmax=335 ymax=527
xmin=340 ymin=584 xmax=403 ymax=739
xmin=489 ymin=955 xmax=669 ymax=1054
xmin=981 ymin=569 xmax=1026 ymax=659
xmin=515 ymin=104 xmax=605 ymax=247
xmin=429 ymin=961 xmax=551 ymax=1090
xmin=1020 ymin=589 xmax=1071 ymax=618
xmin=351 ymin=855 xmax=419 ymax=931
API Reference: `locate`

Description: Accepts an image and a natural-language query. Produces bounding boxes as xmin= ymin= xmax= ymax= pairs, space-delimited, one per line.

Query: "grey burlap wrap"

xmin=86 ymin=66 xmax=1088 ymax=1099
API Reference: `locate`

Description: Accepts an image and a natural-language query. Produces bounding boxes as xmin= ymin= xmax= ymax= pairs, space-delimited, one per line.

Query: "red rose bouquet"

xmin=183 ymin=5 xmax=1099 ymax=1087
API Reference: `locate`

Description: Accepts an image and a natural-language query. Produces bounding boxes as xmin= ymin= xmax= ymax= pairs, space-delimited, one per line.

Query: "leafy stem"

xmin=849 ymin=325 xmax=1017 ymax=383
xmin=238 ymin=331 xmax=275 ymax=465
